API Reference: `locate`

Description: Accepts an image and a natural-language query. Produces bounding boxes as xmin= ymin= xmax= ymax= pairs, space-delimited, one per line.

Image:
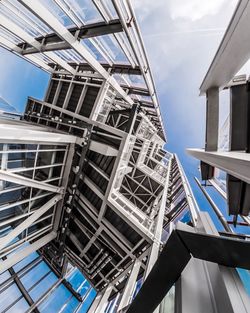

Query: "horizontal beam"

xmin=0 ymin=122 xmax=77 ymax=143
xmin=89 ymin=140 xmax=118 ymax=157
xmin=187 ymin=148 xmax=250 ymax=184
xmin=51 ymin=62 xmax=142 ymax=76
xmin=200 ymin=0 xmax=250 ymax=94
xmin=121 ymin=85 xmax=150 ymax=96
xmin=0 ymin=170 xmax=63 ymax=194
xmin=0 ymin=232 xmax=56 ymax=273
xmin=19 ymin=20 xmax=123 ymax=55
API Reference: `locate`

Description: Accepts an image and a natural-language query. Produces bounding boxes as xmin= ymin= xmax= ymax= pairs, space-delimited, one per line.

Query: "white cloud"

xmin=131 ymin=0 xmax=239 ymax=148
xmin=168 ymin=0 xmax=231 ymax=21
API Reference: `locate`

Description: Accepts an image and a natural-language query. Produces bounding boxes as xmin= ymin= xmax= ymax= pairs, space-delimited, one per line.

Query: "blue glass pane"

xmin=0 ymin=284 xmax=22 ymax=311
xmin=13 ymin=251 xmax=39 ymax=272
xmin=40 ymin=0 xmax=74 ymax=27
xmin=0 ymin=269 xmax=11 ymax=284
xmin=67 ymin=0 xmax=103 ymax=24
xmin=38 ymin=284 xmax=74 ymax=312
xmin=67 ymin=268 xmax=91 ymax=297
xmin=77 ymin=288 xmax=96 ymax=313
xmin=237 ymin=268 xmax=250 ymax=295
xmin=180 ymin=211 xmax=191 ymax=223
xmin=29 ymin=272 xmax=57 ymax=301
xmin=7 ymin=298 xmax=29 ymax=313
xmin=20 ymin=261 xmax=51 ymax=290
xmin=61 ymin=296 xmax=79 ymax=313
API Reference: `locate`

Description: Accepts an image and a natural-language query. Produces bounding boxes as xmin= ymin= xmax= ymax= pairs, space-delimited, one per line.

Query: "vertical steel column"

xmin=175 ymin=154 xmax=199 ymax=225
xmin=175 ymin=212 xmax=250 ymax=313
xmin=194 ymin=177 xmax=233 ymax=233
xmin=88 ymin=292 xmax=103 ymax=313
xmin=94 ymin=284 xmax=113 ymax=313
xmin=117 ymin=259 xmax=141 ymax=311
xmin=0 ymin=143 xmax=8 ymax=190
xmin=206 ymin=87 xmax=219 ymax=151
xmin=144 ymin=157 xmax=172 ymax=279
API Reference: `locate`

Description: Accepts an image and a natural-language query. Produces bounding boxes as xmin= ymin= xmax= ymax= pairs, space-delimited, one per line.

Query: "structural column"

xmin=206 ymin=87 xmax=219 ymax=151
xmin=117 ymin=259 xmax=141 ymax=312
xmin=174 ymin=212 xmax=250 ymax=313
xmin=89 ymin=284 xmax=113 ymax=313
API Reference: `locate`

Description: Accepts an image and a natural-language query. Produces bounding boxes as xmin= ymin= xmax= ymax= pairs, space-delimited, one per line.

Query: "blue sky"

xmin=0 ymin=0 xmax=250 ymax=301
xmin=0 ymin=0 xmax=247 ymax=232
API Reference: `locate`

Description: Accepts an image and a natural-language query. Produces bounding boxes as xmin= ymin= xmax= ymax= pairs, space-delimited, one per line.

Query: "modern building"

xmin=0 ymin=1 xmax=249 ymax=313
xmin=0 ymin=1 xmax=199 ymax=312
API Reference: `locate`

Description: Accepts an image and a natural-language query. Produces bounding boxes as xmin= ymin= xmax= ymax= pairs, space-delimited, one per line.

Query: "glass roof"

xmin=0 ymin=0 xmax=165 ymax=139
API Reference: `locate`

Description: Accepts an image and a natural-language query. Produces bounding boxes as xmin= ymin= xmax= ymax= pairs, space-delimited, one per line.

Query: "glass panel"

xmin=103 ymin=0 xmax=118 ymax=19
xmin=237 ymin=268 xmax=250 ymax=295
xmin=29 ymin=272 xmax=57 ymax=301
xmin=98 ymin=35 xmax=128 ymax=63
xmin=0 ymin=4 xmax=44 ymax=37
xmin=82 ymin=39 xmax=107 ymax=63
xmin=20 ymin=262 xmax=51 ymax=290
xmin=38 ymin=284 xmax=77 ymax=312
xmin=0 ymin=26 xmax=24 ymax=45
xmin=77 ymin=288 xmax=97 ymax=313
xmin=6 ymin=298 xmax=29 ymax=313
xmin=0 ymin=284 xmax=22 ymax=311
xmin=66 ymin=0 xmax=103 ymax=24
xmin=39 ymin=0 xmax=75 ymax=27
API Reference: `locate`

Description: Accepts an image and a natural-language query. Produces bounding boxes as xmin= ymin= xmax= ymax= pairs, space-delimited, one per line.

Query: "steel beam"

xmin=0 ymin=232 xmax=56 ymax=273
xmin=19 ymin=0 xmax=134 ymax=105
xmin=117 ymin=259 xmax=141 ymax=311
xmin=194 ymin=177 xmax=233 ymax=233
xmin=0 ymin=122 xmax=77 ymax=143
xmin=175 ymin=154 xmax=199 ymax=225
xmin=53 ymin=62 xmax=141 ymax=75
xmin=144 ymin=157 xmax=172 ymax=279
xmin=0 ymin=195 xmax=62 ymax=252
xmin=200 ymin=0 xmax=250 ymax=94
xmin=0 ymin=170 xmax=63 ymax=194
xmin=206 ymin=87 xmax=219 ymax=151
xmin=187 ymin=148 xmax=250 ymax=185
xmin=20 ymin=20 xmax=123 ymax=54
xmin=95 ymin=284 xmax=113 ymax=313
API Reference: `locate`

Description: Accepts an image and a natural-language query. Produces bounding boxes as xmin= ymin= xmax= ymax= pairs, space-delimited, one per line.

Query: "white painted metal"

xmin=187 ymin=148 xmax=250 ymax=185
xmin=175 ymin=154 xmax=199 ymax=225
xmin=0 ymin=195 xmax=62 ymax=252
xmin=95 ymin=284 xmax=113 ymax=313
xmin=0 ymin=232 xmax=56 ymax=273
xmin=89 ymin=140 xmax=118 ymax=156
xmin=200 ymin=0 xmax=250 ymax=94
xmin=19 ymin=0 xmax=134 ymax=106
xmin=0 ymin=170 xmax=63 ymax=194
xmin=117 ymin=259 xmax=141 ymax=311
xmin=0 ymin=122 xmax=77 ymax=143
xmin=144 ymin=156 xmax=172 ymax=278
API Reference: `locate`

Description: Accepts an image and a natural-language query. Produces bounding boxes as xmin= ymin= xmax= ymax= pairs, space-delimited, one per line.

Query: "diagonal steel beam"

xmin=19 ymin=0 xmax=134 ymax=105
xmin=0 ymin=11 xmax=76 ymax=75
xmin=0 ymin=232 xmax=57 ymax=273
xmin=0 ymin=195 xmax=62 ymax=252
xmin=0 ymin=170 xmax=63 ymax=194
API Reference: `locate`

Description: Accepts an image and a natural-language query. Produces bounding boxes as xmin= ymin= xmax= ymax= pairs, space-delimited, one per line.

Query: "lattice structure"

xmin=0 ymin=1 xmax=198 ymax=312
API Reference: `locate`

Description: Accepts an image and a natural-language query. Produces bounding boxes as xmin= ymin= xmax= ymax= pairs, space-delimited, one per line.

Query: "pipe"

xmin=194 ymin=177 xmax=233 ymax=233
